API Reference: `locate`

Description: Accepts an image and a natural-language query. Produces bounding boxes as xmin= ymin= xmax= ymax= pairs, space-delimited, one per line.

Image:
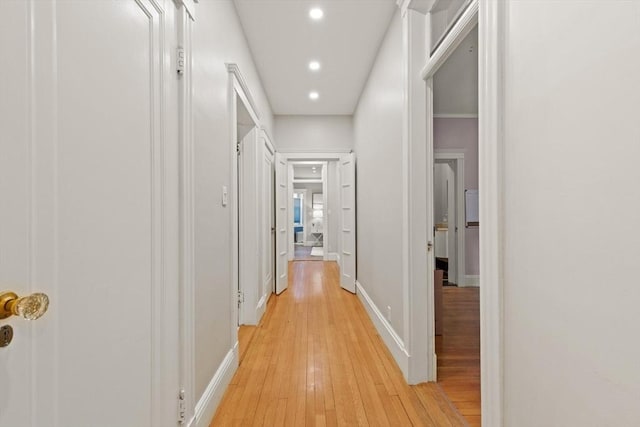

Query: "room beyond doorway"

xmin=291 ymin=162 xmax=326 ymax=261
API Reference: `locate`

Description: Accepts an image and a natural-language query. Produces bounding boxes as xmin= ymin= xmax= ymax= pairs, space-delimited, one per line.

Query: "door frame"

xmin=227 ymin=63 xmax=261 ymax=329
xmin=177 ymin=3 xmax=197 ymax=424
xmin=411 ymin=1 xmax=505 ymax=425
xmin=282 ymin=152 xmax=348 ymax=264
xmin=434 ymin=151 xmax=466 ymax=286
xmin=258 ymin=128 xmax=276 ymax=317
xmin=288 ymin=161 xmax=328 ymax=261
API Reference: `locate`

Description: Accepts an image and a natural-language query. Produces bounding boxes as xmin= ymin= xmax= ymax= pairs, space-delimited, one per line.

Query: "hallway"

xmin=212 ymin=261 xmax=467 ymax=426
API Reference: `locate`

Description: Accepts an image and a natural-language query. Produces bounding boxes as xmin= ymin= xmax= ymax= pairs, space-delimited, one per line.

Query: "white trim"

xmin=433 ymin=113 xmax=478 ymax=118
xmin=256 ymin=292 xmax=269 ymax=320
xmin=402 ymin=8 xmax=431 ymax=385
xmin=190 ymin=343 xmax=239 ymax=427
xmin=435 ymin=150 xmax=465 ymax=160
xmin=421 ymin=0 xmax=478 ymax=80
xmin=282 ymin=152 xmax=348 ymax=160
xmin=226 ymin=63 xmax=261 ymax=122
xmin=462 ymin=275 xmax=480 ymax=287
xmin=229 ymin=64 xmax=261 ymax=329
xmin=326 ymin=252 xmax=339 ymax=262
xmin=292 ymin=178 xmax=323 ymax=184
xmin=356 ymin=281 xmax=410 ymax=377
xmin=177 ymin=6 xmax=196 ymax=424
xmin=419 ymin=0 xmax=478 ymax=386
xmin=397 ymin=0 xmax=435 ymax=17
xmin=277 ymin=148 xmax=352 ymax=155
xmin=176 ymin=0 xmax=197 ymax=20
xmin=478 ymin=0 xmax=505 ymax=425
xmin=434 ymin=151 xmax=466 ymax=287
xmin=321 ymin=162 xmax=329 ymax=261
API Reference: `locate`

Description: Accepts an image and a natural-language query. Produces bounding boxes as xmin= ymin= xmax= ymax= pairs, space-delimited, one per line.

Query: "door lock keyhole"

xmin=0 ymin=325 xmax=14 ymax=348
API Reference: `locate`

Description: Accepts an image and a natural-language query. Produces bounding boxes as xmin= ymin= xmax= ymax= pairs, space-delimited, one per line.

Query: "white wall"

xmin=191 ymin=0 xmax=274 ymax=406
xmin=275 ymin=115 xmax=353 ymax=152
xmin=501 ymin=2 xmax=640 ymax=425
xmin=353 ymin=11 xmax=404 ymax=337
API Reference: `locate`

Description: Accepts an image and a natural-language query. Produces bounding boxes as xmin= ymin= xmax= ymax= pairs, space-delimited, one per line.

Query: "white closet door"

xmin=274 ymin=153 xmax=289 ymax=294
xmin=0 ymin=1 xmax=180 ymax=425
xmin=340 ymin=153 xmax=357 ymax=293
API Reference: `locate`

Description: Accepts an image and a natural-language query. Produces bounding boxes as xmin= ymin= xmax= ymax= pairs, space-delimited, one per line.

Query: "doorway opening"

xmin=291 ymin=162 xmax=326 ymax=261
xmin=274 ymin=152 xmax=357 ymax=294
xmin=236 ymin=93 xmax=259 ymax=327
xmin=430 ymin=23 xmax=481 ymax=425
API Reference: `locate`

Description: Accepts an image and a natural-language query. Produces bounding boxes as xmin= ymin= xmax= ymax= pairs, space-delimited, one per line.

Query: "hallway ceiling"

xmin=233 ymin=0 xmax=397 ymax=115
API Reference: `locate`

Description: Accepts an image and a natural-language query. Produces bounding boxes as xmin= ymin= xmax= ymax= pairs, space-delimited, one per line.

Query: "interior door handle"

xmin=0 ymin=291 xmax=50 ymax=320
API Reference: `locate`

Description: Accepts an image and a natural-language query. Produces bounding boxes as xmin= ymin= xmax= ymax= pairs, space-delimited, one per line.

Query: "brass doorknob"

xmin=0 ymin=291 xmax=49 ymax=320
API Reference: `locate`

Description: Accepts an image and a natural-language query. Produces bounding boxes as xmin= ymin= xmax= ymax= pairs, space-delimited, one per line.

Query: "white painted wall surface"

xmin=502 ymin=2 xmax=640 ymax=425
xmin=191 ymin=0 xmax=274 ymax=403
xmin=353 ymin=11 xmax=404 ymax=337
xmin=275 ymin=115 xmax=353 ymax=152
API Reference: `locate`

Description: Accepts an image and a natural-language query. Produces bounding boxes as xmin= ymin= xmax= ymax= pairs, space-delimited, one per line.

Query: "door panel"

xmin=0 ymin=1 xmax=179 ymax=425
xmin=262 ymin=142 xmax=275 ymax=298
xmin=275 ymin=154 xmax=289 ymax=294
xmin=340 ymin=153 xmax=357 ymax=293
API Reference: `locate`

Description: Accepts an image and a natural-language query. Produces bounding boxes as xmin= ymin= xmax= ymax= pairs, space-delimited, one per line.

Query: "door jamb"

xmin=227 ymin=63 xmax=261 ymax=330
xmin=282 ymin=152 xmax=347 ymax=265
xmin=417 ymin=1 xmax=506 ymax=426
xmin=434 ymin=151 xmax=466 ymax=286
xmin=177 ymin=4 xmax=196 ymax=424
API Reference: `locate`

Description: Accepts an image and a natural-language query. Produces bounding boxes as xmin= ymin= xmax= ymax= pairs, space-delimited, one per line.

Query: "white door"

xmin=0 ymin=1 xmax=180 ymax=426
xmin=340 ymin=153 xmax=357 ymax=293
xmin=262 ymin=143 xmax=275 ymax=298
xmin=275 ymin=153 xmax=289 ymax=294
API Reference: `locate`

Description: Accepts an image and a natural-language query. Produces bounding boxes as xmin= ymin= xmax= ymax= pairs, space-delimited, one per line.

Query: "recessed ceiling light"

xmin=309 ymin=8 xmax=323 ymax=20
xmin=309 ymin=91 xmax=319 ymax=100
xmin=309 ymin=61 xmax=321 ymax=71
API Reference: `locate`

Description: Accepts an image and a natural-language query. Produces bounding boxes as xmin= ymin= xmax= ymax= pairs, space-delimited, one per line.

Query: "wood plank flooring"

xmin=436 ymin=287 xmax=481 ymax=427
xmin=211 ymin=261 xmax=469 ymax=426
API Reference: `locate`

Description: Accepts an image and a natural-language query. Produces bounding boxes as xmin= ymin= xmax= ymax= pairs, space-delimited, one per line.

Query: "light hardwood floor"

xmin=211 ymin=261 xmax=469 ymax=426
xmin=436 ymin=287 xmax=481 ymax=427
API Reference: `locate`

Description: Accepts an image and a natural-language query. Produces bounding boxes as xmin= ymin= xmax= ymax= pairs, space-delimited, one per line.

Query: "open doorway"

xmin=274 ymin=152 xmax=357 ymax=294
xmin=291 ymin=162 xmax=326 ymax=261
xmin=431 ymin=24 xmax=481 ymax=425
xmin=235 ymin=93 xmax=259 ymax=327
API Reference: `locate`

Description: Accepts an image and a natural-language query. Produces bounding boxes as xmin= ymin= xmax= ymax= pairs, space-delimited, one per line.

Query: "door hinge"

xmin=236 ymin=142 xmax=242 ymax=155
xmin=237 ymin=290 xmax=244 ymax=305
xmin=427 ymin=241 xmax=433 ymax=252
xmin=178 ymin=389 xmax=186 ymax=424
xmin=177 ymin=47 xmax=185 ymax=75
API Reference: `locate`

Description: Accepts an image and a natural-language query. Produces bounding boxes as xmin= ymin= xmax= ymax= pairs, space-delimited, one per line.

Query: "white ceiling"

xmin=433 ymin=26 xmax=478 ymax=115
xmin=293 ymin=164 xmax=323 ymax=179
xmin=233 ymin=0 xmax=397 ymax=115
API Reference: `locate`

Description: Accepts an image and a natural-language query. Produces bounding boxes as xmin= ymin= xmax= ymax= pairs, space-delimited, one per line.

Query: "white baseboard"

xmin=256 ymin=291 xmax=269 ymax=321
xmin=461 ymin=274 xmax=480 ymax=287
xmin=326 ymin=252 xmax=339 ymax=262
xmin=355 ymin=281 xmax=410 ymax=378
xmin=191 ymin=342 xmax=239 ymax=427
